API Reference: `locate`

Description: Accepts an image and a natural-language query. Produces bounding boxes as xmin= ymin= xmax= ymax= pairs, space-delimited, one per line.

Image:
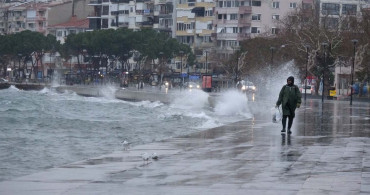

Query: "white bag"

xmin=272 ymin=107 xmax=282 ymax=123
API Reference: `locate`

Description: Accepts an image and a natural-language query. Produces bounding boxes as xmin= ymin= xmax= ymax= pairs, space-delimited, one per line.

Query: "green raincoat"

xmin=276 ymin=84 xmax=302 ymax=117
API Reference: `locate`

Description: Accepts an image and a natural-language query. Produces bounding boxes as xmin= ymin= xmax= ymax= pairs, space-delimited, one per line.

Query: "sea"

xmin=0 ymin=86 xmax=253 ymax=182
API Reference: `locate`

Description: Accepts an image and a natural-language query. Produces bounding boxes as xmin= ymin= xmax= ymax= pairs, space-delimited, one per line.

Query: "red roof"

xmin=50 ymin=16 xmax=89 ymax=29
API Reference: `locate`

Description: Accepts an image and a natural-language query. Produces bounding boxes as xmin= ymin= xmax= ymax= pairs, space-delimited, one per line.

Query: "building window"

xmin=322 ymin=17 xmax=339 ymax=29
xmin=230 ymin=14 xmax=238 ymax=20
xmin=290 ymin=2 xmax=296 ymax=8
xmin=303 ymin=3 xmax=312 ymax=10
xmin=207 ymin=23 xmax=212 ymax=30
xmin=272 ymin=14 xmax=279 ymax=20
xmin=342 ymin=4 xmax=357 ymax=15
xmin=271 ymin=27 xmax=279 ymax=34
xmin=218 ymin=1 xmax=223 ymax=7
xmin=252 ymin=1 xmax=261 ymax=6
xmin=203 ymin=36 xmax=211 ymax=43
xmin=69 ymin=29 xmax=76 ymax=34
xmin=205 ymin=10 xmax=213 ymax=16
xmin=233 ymin=27 xmax=238 ymax=33
xmin=102 ymin=6 xmax=109 ymax=15
xmin=102 ymin=19 xmax=108 ymax=28
xmin=57 ymin=30 xmax=63 ymax=37
xmin=226 ymin=1 xmax=232 ymax=7
xmin=252 ymin=14 xmax=261 ymax=21
xmin=321 ymin=3 xmax=339 ymax=15
xmin=272 ymin=2 xmax=279 ymax=9
xmin=251 ymin=27 xmax=260 ymax=33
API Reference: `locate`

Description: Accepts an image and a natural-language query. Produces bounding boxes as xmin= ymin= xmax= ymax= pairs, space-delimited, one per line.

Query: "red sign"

xmin=202 ymin=75 xmax=212 ymax=89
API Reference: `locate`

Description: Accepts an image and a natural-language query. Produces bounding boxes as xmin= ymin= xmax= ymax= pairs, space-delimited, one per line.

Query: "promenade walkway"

xmin=0 ymin=99 xmax=369 ymax=194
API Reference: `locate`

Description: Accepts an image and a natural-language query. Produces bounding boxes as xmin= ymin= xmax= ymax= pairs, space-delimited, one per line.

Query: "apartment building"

xmin=213 ymin=0 xmax=309 ymax=57
xmin=175 ymin=0 xmax=214 ymax=73
xmin=1 ymin=0 xmax=91 ymax=35
xmin=319 ymin=0 xmax=368 ymax=29
xmin=153 ymin=0 xmax=173 ymax=36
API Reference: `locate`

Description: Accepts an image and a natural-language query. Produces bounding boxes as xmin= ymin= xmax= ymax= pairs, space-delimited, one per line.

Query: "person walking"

xmin=276 ymin=76 xmax=302 ymax=134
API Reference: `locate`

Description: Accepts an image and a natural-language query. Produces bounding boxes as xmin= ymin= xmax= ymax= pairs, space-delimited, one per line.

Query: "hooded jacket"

xmin=276 ymin=76 xmax=302 ymax=117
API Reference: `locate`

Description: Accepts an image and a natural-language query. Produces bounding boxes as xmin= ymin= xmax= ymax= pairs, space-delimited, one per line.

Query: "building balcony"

xmin=196 ymin=42 xmax=213 ymax=49
xmin=154 ymin=0 xmax=172 ymax=4
xmin=213 ymin=18 xmax=251 ymax=26
xmin=118 ymin=22 xmax=129 ymax=27
xmin=157 ymin=25 xmax=171 ymax=31
xmin=27 ymin=16 xmax=46 ymax=21
xmin=87 ymin=13 xmax=102 ymax=18
xmin=111 ymin=0 xmax=130 ymax=3
xmin=215 ymin=7 xmax=239 ymax=14
xmin=238 ymin=6 xmax=252 ymax=14
xmin=238 ymin=18 xmax=251 ymax=26
xmin=88 ymin=0 xmax=102 ymax=5
xmin=215 ymin=33 xmax=250 ymax=40
xmin=140 ymin=21 xmax=154 ymax=26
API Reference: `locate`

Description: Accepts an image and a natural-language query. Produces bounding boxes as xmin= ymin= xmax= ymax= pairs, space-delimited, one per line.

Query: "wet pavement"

xmin=1 ymin=99 xmax=370 ymax=194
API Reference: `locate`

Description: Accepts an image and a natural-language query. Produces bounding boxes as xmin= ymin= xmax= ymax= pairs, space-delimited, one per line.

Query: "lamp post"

xmin=17 ymin=54 xmax=22 ymax=80
xmin=70 ymin=55 xmax=73 ymax=85
xmin=321 ymin=42 xmax=328 ymax=103
xmin=205 ymin=50 xmax=208 ymax=74
xmin=304 ymin=45 xmax=310 ymax=102
xmin=350 ymin=39 xmax=358 ymax=105
xmin=270 ymin=47 xmax=275 ymax=71
xmin=179 ymin=51 xmax=184 ymax=90
xmin=159 ymin=52 xmax=164 ymax=87
xmin=187 ymin=57 xmax=190 ymax=82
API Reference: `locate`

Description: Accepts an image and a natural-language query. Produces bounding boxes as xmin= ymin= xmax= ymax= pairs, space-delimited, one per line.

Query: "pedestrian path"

xmin=0 ymin=100 xmax=369 ymax=195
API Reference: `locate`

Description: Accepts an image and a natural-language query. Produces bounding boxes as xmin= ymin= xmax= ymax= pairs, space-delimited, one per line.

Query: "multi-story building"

xmin=319 ymin=0 xmax=368 ymax=29
xmin=213 ymin=0 xmax=310 ymax=59
xmin=1 ymin=0 xmax=91 ymax=35
xmin=213 ymin=0 xmax=252 ymax=58
xmin=88 ymin=0 xmax=156 ymax=31
xmin=153 ymin=0 xmax=173 ymax=36
xmin=175 ymin=0 xmax=214 ymax=74
xmin=0 ymin=2 xmax=13 ymax=35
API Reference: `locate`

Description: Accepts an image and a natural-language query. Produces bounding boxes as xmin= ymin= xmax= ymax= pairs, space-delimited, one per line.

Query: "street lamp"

xmin=321 ymin=42 xmax=328 ymax=103
xmin=17 ymin=54 xmax=22 ymax=80
xmin=350 ymin=39 xmax=358 ymax=106
xmin=179 ymin=51 xmax=184 ymax=90
xmin=69 ymin=55 xmax=73 ymax=85
xmin=270 ymin=47 xmax=275 ymax=71
xmin=205 ymin=50 xmax=208 ymax=74
xmin=159 ymin=52 xmax=164 ymax=87
xmin=304 ymin=44 xmax=310 ymax=102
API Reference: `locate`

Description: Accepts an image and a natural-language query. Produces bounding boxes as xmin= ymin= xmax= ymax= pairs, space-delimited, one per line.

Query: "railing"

xmin=89 ymin=0 xmax=102 ymax=4
xmin=238 ymin=6 xmax=252 ymax=14
xmin=87 ymin=12 xmax=102 ymax=17
xmin=215 ymin=33 xmax=250 ymax=40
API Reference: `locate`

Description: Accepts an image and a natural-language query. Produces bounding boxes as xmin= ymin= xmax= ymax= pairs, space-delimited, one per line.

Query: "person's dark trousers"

xmin=282 ymin=115 xmax=294 ymax=130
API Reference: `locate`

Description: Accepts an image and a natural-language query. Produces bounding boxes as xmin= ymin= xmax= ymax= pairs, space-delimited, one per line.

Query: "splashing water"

xmin=252 ymin=60 xmax=301 ymax=102
xmin=99 ymin=85 xmax=118 ymax=100
xmin=214 ymin=90 xmax=252 ymax=118
xmin=170 ymin=89 xmax=210 ymax=110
